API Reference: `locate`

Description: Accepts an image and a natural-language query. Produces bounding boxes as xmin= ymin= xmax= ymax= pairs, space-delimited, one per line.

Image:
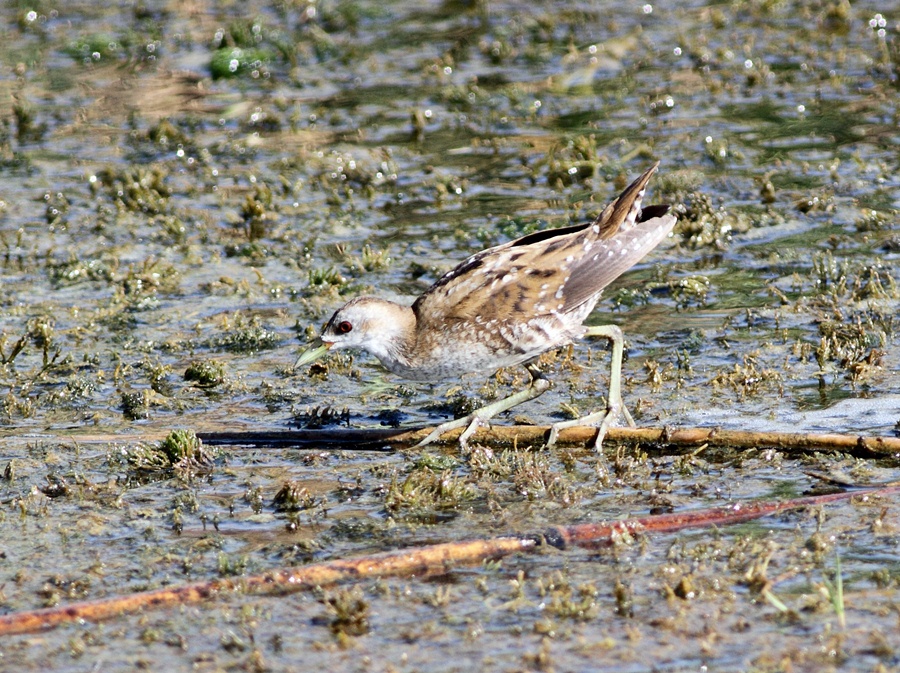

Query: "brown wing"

xmin=411 ymin=234 xmax=571 ymax=325
xmin=556 ymin=204 xmax=676 ymax=313
xmin=412 ymin=163 xmax=675 ymax=327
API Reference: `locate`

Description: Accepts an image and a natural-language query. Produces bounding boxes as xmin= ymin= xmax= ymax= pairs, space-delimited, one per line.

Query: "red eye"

xmin=337 ymin=320 xmax=353 ymax=334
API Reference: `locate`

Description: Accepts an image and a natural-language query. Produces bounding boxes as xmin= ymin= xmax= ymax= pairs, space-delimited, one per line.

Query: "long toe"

xmin=546 ymin=424 xmax=561 ymax=448
xmin=457 ymin=416 xmax=486 ymax=449
xmin=418 ymin=377 xmax=551 ymax=449
xmin=590 ymin=416 xmax=612 ymax=451
xmin=591 ymin=395 xmax=638 ymax=450
xmin=622 ymin=402 xmax=636 ymax=428
xmin=546 ymin=408 xmax=609 ymax=449
xmin=546 ymin=395 xmax=637 ymax=451
xmin=415 ymin=420 xmax=461 ymax=448
xmin=414 ymin=413 xmax=479 ymax=448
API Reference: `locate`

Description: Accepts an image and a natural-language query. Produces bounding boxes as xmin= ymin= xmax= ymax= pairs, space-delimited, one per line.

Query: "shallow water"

xmin=0 ymin=0 xmax=899 ymax=671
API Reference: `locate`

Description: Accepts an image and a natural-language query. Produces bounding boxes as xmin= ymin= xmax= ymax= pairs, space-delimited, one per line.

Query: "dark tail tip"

xmin=638 ymin=204 xmax=670 ymax=222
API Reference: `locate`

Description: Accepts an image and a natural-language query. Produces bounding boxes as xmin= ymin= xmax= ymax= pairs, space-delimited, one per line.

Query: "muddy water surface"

xmin=0 ymin=1 xmax=899 ymax=671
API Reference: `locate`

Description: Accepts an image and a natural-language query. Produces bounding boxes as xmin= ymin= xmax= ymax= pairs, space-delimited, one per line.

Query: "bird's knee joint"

xmin=533 ymin=378 xmax=552 ymax=393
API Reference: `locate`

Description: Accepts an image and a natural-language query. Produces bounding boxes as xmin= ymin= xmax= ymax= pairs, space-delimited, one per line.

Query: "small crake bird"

xmin=296 ymin=163 xmax=676 ymax=449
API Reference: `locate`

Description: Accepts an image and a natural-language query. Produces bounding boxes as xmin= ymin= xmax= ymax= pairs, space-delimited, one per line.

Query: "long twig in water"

xmin=199 ymin=426 xmax=900 ymax=458
xmin=15 ymin=426 xmax=900 ymax=457
xmin=0 ymin=482 xmax=896 ymax=636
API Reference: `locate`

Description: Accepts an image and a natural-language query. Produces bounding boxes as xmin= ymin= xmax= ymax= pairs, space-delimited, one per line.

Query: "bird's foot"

xmin=414 ymin=414 xmax=486 ymax=449
xmin=546 ymin=396 xmax=636 ymax=451
xmin=414 ymin=376 xmax=551 ymax=450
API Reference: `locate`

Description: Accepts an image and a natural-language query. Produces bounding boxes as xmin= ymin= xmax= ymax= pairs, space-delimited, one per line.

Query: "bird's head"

xmin=294 ymin=297 xmax=413 ymax=369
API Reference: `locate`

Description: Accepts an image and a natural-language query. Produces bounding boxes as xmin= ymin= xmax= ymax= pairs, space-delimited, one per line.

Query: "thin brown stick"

xmin=0 ymin=537 xmax=533 ymax=636
xmin=544 ymin=483 xmax=900 ymax=548
xmin=1 ymin=483 xmax=897 ymax=637
xmin=11 ymin=426 xmax=899 ymax=458
xmin=198 ymin=425 xmax=900 ymax=458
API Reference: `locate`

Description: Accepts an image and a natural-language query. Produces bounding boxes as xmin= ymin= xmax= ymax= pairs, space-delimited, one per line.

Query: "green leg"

xmin=416 ymin=364 xmax=551 ymax=449
xmin=546 ymin=325 xmax=635 ymax=451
